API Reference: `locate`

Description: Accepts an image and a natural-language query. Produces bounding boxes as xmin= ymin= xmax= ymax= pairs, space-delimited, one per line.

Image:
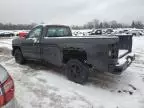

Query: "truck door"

xmin=21 ymin=26 xmax=42 ymax=59
xmin=40 ymin=26 xmax=70 ymax=66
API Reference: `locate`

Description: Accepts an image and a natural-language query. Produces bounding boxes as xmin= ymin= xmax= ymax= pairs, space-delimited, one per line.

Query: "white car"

xmin=0 ymin=65 xmax=14 ymax=107
xmin=129 ymin=29 xmax=144 ymax=36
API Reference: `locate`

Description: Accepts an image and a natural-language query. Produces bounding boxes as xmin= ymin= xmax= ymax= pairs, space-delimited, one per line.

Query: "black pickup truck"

xmin=12 ymin=25 xmax=135 ymax=84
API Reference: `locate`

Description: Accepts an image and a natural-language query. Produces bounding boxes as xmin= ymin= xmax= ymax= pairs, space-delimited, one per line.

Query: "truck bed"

xmin=119 ymin=50 xmax=129 ymax=58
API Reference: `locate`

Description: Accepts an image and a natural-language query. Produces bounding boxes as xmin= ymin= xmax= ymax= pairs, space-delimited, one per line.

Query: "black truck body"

xmin=12 ymin=25 xmax=135 ymax=84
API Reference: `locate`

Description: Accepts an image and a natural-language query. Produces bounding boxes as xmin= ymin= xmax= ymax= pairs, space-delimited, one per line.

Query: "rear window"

xmin=0 ymin=65 xmax=9 ymax=83
xmin=45 ymin=27 xmax=72 ymax=37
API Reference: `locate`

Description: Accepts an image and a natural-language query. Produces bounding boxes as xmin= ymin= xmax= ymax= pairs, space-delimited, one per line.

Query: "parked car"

xmin=90 ymin=29 xmax=102 ymax=35
xmin=12 ymin=24 xmax=135 ymax=84
xmin=105 ymin=28 xmax=114 ymax=34
xmin=129 ymin=29 xmax=144 ymax=36
xmin=18 ymin=31 xmax=28 ymax=38
xmin=112 ymin=29 xmax=130 ymax=35
xmin=0 ymin=65 xmax=14 ymax=107
xmin=0 ymin=31 xmax=15 ymax=37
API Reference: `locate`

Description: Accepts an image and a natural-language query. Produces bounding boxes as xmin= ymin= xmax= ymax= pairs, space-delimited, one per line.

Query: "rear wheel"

xmin=14 ymin=49 xmax=25 ymax=64
xmin=132 ymin=33 xmax=136 ymax=36
xmin=65 ymin=59 xmax=89 ymax=84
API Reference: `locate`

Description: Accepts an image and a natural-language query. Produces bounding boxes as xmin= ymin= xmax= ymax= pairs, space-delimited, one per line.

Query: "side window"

xmin=47 ymin=28 xmax=57 ymax=37
xmin=28 ymin=27 xmax=42 ymax=39
xmin=45 ymin=27 xmax=71 ymax=37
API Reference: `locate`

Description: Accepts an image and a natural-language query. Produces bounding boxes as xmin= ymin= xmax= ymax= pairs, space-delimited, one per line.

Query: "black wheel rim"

xmin=70 ymin=64 xmax=83 ymax=82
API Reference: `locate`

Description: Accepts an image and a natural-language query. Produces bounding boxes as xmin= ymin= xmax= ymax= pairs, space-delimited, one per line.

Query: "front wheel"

xmin=65 ymin=59 xmax=89 ymax=84
xmin=14 ymin=49 xmax=25 ymax=64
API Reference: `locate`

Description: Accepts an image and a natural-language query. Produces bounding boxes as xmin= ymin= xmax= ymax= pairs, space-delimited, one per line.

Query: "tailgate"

xmin=115 ymin=34 xmax=133 ymax=58
xmin=116 ymin=34 xmax=133 ymax=58
xmin=117 ymin=34 xmax=133 ymax=52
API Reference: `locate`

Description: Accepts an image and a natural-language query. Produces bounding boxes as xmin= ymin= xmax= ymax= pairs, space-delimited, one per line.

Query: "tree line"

xmin=71 ymin=19 xmax=144 ymax=30
xmin=0 ymin=20 xmax=143 ymax=30
xmin=0 ymin=23 xmax=37 ymax=30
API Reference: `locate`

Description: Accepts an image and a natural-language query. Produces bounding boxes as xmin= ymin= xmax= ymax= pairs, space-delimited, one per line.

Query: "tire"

xmin=65 ymin=59 xmax=89 ymax=84
xmin=14 ymin=49 xmax=25 ymax=64
xmin=132 ymin=33 xmax=136 ymax=37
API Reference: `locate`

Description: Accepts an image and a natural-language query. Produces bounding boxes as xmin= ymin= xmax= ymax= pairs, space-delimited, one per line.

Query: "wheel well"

xmin=63 ymin=48 xmax=87 ymax=64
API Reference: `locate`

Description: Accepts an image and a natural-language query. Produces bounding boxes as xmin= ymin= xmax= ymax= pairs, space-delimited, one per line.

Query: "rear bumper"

xmin=109 ymin=53 xmax=135 ymax=74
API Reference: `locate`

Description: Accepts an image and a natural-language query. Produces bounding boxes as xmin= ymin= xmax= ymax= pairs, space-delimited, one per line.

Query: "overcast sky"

xmin=0 ymin=0 xmax=143 ymax=25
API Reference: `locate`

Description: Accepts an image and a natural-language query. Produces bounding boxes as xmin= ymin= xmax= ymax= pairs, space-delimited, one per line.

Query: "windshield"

xmin=0 ymin=65 xmax=8 ymax=84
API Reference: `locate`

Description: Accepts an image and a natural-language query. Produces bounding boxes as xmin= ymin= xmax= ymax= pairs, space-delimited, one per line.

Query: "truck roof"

xmin=37 ymin=24 xmax=70 ymax=28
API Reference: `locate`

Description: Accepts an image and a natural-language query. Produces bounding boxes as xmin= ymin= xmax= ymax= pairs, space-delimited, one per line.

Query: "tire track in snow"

xmin=0 ymin=48 xmax=94 ymax=108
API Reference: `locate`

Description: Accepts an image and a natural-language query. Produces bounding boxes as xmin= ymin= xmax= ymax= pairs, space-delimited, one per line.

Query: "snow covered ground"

xmin=0 ymin=37 xmax=144 ymax=108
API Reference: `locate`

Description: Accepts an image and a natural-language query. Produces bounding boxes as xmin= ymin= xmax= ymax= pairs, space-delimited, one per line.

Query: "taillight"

xmin=3 ymin=77 xmax=14 ymax=93
xmin=108 ymin=43 xmax=118 ymax=59
xmin=108 ymin=50 xmax=112 ymax=56
xmin=0 ymin=95 xmax=4 ymax=107
xmin=0 ymin=65 xmax=14 ymax=107
xmin=0 ymin=86 xmax=4 ymax=106
xmin=3 ymin=76 xmax=14 ymax=104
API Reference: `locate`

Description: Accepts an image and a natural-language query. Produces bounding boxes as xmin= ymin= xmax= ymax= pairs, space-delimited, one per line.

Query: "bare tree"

xmin=0 ymin=22 xmax=37 ymax=30
xmin=99 ymin=22 xmax=103 ymax=28
xmin=102 ymin=21 xmax=110 ymax=28
xmin=92 ymin=19 xmax=99 ymax=29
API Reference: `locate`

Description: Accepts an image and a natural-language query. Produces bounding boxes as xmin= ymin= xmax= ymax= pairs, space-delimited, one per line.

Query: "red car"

xmin=0 ymin=65 xmax=14 ymax=107
xmin=18 ymin=31 xmax=28 ymax=38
